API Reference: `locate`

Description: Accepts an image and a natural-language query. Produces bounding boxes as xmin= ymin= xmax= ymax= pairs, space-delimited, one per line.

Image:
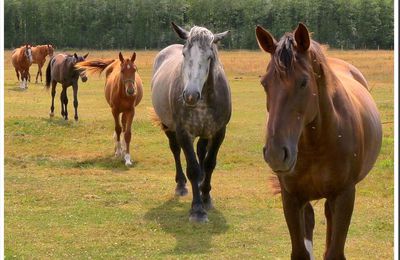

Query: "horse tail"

xmin=148 ymin=107 xmax=168 ymax=131
xmin=45 ymin=57 xmax=52 ymax=89
xmin=75 ymin=59 xmax=115 ymax=76
xmin=268 ymin=175 xmax=281 ymax=195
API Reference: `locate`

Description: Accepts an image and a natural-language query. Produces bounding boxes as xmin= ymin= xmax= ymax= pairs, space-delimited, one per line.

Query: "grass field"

xmin=4 ymin=49 xmax=394 ymax=259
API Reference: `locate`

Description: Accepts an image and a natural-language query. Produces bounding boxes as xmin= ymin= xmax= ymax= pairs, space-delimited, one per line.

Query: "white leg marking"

xmin=20 ymin=80 xmax=24 ymax=89
xmin=304 ymin=238 xmax=314 ymax=260
xmin=114 ymin=132 xmax=122 ymax=157
xmin=124 ymin=153 xmax=132 ymax=166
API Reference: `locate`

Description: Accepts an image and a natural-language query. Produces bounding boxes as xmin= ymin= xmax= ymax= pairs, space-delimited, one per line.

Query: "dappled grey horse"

xmin=45 ymin=53 xmax=88 ymax=120
xmin=151 ymin=22 xmax=231 ymax=222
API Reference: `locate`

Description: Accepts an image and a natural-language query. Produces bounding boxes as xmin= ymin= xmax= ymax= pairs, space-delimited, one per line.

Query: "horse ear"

xmin=74 ymin=53 xmax=78 ymax=59
xmin=213 ymin=31 xmax=230 ymax=43
xmin=83 ymin=53 xmax=89 ymax=59
xmin=171 ymin=22 xmax=189 ymax=40
xmin=294 ymin=23 xmax=310 ymax=52
xmin=255 ymin=26 xmax=277 ymax=54
xmin=131 ymin=52 xmax=136 ymax=62
xmin=119 ymin=52 xmax=124 ymax=63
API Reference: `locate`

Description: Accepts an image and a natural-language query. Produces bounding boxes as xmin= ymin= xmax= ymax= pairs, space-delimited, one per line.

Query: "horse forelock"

xmin=188 ymin=26 xmax=214 ymax=47
xmin=272 ymin=33 xmax=296 ymax=74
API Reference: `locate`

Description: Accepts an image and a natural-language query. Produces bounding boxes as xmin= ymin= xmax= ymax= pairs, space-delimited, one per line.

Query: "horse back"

xmin=151 ymin=44 xmax=184 ymax=130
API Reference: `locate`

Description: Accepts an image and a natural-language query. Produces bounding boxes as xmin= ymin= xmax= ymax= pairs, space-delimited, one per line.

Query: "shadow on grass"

xmin=41 ymin=117 xmax=77 ymax=126
xmin=64 ymin=155 xmax=131 ymax=171
xmin=8 ymin=86 xmax=28 ymax=92
xmin=144 ymin=197 xmax=229 ymax=256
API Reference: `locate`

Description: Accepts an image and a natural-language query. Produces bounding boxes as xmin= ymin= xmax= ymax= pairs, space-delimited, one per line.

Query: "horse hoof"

xmin=125 ymin=160 xmax=132 ymax=166
xmin=202 ymin=196 xmax=214 ymax=211
xmin=175 ymin=185 xmax=188 ymax=196
xmin=49 ymin=112 xmax=54 ymax=117
xmin=74 ymin=117 xmax=78 ymax=121
xmin=189 ymin=208 xmax=208 ymax=223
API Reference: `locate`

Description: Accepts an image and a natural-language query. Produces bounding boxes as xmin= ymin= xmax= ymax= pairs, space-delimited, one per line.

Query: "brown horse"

xmin=11 ymin=44 xmax=33 ymax=89
xmin=76 ymin=52 xmax=143 ymax=166
xmin=31 ymin=44 xmax=55 ymax=83
xmin=45 ymin=53 xmax=88 ymax=120
xmin=256 ymin=23 xmax=382 ymax=259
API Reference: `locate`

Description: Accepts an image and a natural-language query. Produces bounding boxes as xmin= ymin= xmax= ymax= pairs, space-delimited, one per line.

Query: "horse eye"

xmin=300 ymin=79 xmax=308 ymax=88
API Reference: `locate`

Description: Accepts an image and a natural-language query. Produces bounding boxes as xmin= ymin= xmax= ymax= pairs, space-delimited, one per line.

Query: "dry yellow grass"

xmin=4 ymin=49 xmax=394 ymax=259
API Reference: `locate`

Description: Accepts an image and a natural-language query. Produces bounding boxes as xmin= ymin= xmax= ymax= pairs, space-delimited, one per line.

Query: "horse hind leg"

xmin=63 ymin=88 xmax=69 ymax=120
xmin=50 ymin=81 xmax=57 ymax=117
xmin=72 ymin=83 xmax=79 ymax=121
xmin=165 ymin=131 xmax=187 ymax=196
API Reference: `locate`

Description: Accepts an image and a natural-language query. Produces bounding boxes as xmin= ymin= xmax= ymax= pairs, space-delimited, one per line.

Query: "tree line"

xmin=4 ymin=0 xmax=394 ymax=50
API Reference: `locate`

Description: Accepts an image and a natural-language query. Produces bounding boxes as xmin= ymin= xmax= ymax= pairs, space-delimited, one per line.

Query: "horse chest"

xmin=180 ymin=104 xmax=220 ymax=138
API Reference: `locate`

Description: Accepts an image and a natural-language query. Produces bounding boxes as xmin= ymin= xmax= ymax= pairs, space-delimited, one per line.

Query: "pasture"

xmin=4 ymin=49 xmax=393 ymax=259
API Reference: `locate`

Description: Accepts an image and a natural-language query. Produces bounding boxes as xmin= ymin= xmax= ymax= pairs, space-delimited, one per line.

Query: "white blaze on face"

xmin=27 ymin=48 xmax=33 ymax=63
xmin=182 ymin=43 xmax=212 ymax=94
xmin=304 ymin=238 xmax=314 ymax=260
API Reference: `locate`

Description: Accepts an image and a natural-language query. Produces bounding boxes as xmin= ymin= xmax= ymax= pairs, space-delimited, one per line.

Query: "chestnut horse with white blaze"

xmin=76 ymin=52 xmax=143 ymax=166
xmin=256 ymin=23 xmax=382 ymax=259
xmin=11 ymin=44 xmax=33 ymax=89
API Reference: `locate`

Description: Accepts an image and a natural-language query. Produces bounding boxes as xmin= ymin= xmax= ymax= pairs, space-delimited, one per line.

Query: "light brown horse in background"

xmin=31 ymin=44 xmax=55 ymax=83
xmin=256 ymin=23 xmax=382 ymax=259
xmin=11 ymin=44 xmax=33 ymax=89
xmin=76 ymin=52 xmax=143 ymax=166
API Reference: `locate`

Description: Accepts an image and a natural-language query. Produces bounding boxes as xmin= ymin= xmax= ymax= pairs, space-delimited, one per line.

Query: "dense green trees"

xmin=4 ymin=0 xmax=394 ymax=49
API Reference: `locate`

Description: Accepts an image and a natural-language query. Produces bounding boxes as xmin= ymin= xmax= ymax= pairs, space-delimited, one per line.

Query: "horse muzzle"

xmin=183 ymin=89 xmax=201 ymax=107
xmin=263 ymin=140 xmax=297 ymax=174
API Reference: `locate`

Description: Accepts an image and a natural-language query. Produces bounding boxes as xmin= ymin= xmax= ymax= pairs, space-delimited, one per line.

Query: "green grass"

xmin=4 ymin=50 xmax=394 ymax=259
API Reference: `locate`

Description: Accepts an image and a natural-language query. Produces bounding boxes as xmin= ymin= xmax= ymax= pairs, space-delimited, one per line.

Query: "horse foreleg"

xmin=281 ymin=189 xmax=311 ymax=259
xmin=324 ymin=200 xmax=333 ymax=259
xmin=303 ymin=202 xmax=315 ymax=260
xmin=15 ymin=69 xmax=20 ymax=82
xmin=200 ymin=127 xmax=225 ymax=210
xmin=72 ymin=83 xmax=79 ymax=121
xmin=122 ymin=110 xmax=134 ymax=166
xmin=176 ymin=126 xmax=207 ymax=223
xmin=165 ymin=131 xmax=187 ymax=196
xmin=324 ymin=187 xmax=355 ymax=260
xmin=35 ymin=64 xmax=40 ymax=83
xmin=112 ymin=109 xmax=122 ymax=157
xmin=50 ymin=81 xmax=57 ymax=117
xmin=196 ymin=138 xmax=208 ymax=185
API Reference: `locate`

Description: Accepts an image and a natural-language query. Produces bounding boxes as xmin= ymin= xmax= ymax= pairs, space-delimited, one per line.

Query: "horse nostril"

xmin=283 ymin=147 xmax=289 ymax=162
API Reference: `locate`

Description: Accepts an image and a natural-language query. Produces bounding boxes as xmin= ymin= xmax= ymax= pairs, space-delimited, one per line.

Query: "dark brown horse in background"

xmin=11 ymin=44 xmax=33 ymax=89
xmin=76 ymin=52 xmax=143 ymax=166
xmin=256 ymin=23 xmax=382 ymax=259
xmin=32 ymin=44 xmax=55 ymax=83
xmin=46 ymin=53 xmax=88 ymax=120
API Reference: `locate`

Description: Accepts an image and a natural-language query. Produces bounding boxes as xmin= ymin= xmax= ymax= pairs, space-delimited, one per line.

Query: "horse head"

xmin=171 ymin=22 xmax=229 ymax=107
xmin=74 ymin=53 xmax=89 ymax=82
xmin=256 ymin=23 xmax=321 ymax=174
xmin=118 ymin=52 xmax=138 ymax=97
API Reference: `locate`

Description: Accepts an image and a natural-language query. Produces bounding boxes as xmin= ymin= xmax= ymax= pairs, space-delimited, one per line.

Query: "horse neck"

xmin=307 ymin=60 xmax=340 ymax=139
xmin=203 ymin=47 xmax=221 ymax=97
